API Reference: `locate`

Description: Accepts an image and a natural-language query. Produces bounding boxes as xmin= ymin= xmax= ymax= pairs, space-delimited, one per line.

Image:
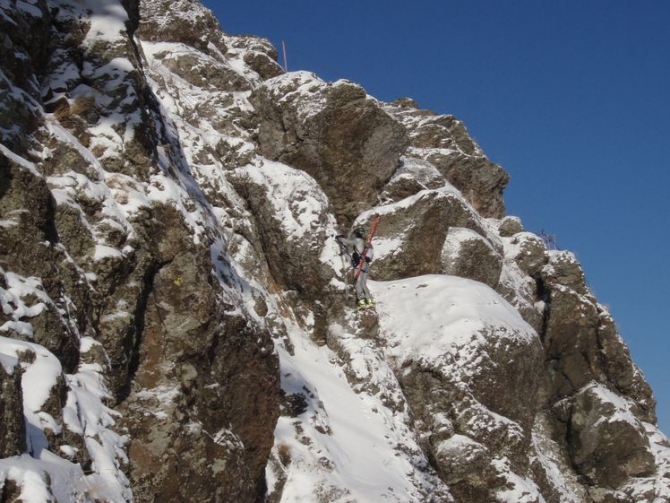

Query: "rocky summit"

xmin=0 ymin=1 xmax=668 ymax=502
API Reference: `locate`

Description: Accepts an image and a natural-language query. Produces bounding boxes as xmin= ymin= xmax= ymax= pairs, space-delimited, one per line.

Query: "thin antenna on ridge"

xmin=282 ymin=41 xmax=288 ymax=72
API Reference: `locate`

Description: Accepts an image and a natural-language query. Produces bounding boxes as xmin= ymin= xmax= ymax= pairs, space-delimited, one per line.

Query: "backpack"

xmin=351 ymin=251 xmax=361 ymax=268
xmin=351 ymin=245 xmax=373 ymax=269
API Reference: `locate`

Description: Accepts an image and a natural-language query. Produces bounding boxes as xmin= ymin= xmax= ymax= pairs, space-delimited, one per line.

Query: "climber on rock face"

xmin=336 ymin=227 xmax=375 ymax=309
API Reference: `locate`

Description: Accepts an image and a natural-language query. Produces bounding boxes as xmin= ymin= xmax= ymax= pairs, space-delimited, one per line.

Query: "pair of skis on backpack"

xmin=336 ymin=214 xmax=380 ymax=313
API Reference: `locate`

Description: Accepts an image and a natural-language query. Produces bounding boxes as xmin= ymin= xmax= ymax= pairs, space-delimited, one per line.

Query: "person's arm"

xmin=336 ymin=235 xmax=358 ymax=248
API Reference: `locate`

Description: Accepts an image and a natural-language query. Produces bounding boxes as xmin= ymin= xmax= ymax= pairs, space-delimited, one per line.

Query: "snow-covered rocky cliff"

xmin=1 ymin=0 xmax=669 ymax=502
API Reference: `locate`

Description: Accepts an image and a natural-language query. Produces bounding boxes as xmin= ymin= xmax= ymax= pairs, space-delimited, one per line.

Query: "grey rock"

xmin=541 ymin=251 xmax=589 ymax=294
xmin=0 ymin=158 xmax=80 ymax=371
xmin=0 ymin=362 xmax=25 ymax=458
xmin=568 ymin=383 xmax=655 ymax=488
xmin=597 ymin=310 xmax=656 ymax=422
xmin=510 ymin=232 xmax=548 ymax=278
xmin=152 ymin=49 xmax=252 ymax=91
xmin=384 ymin=100 xmax=510 ymax=218
xmin=401 ymin=320 xmax=545 ymax=501
xmin=498 ymin=215 xmax=524 ymax=237
xmin=359 ymin=188 xmax=497 ymax=281
xmin=380 ymin=156 xmax=447 ymax=202
xmin=251 ymin=72 xmax=409 ymax=225
xmin=440 ymin=227 xmax=503 ymax=288
xmin=138 ymin=0 xmax=227 ymax=54
xmin=233 ymin=36 xmax=284 ymax=80
xmin=227 ymin=165 xmax=336 ymax=301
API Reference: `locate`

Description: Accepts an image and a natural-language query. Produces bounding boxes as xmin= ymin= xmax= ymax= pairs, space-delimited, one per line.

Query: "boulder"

xmin=440 ymin=227 xmax=503 ymax=288
xmin=597 ymin=310 xmax=656 ymax=422
xmin=140 ymin=0 xmax=283 ymax=82
xmin=568 ymin=383 xmax=655 ymax=488
xmin=0 ymin=0 xmax=49 ymax=154
xmin=251 ymin=72 xmax=408 ymax=224
xmin=496 ymin=232 xmax=548 ymax=333
xmin=538 ymin=252 xmax=608 ymax=402
xmin=508 ymin=232 xmax=548 ymax=278
xmin=150 ymin=49 xmax=251 ymax=92
xmin=0 ymin=360 xmax=25 ymax=458
xmin=232 ymin=35 xmax=284 ymax=80
xmin=0 ymin=157 xmax=80 ymax=372
xmin=355 ymin=188 xmax=499 ymax=281
xmin=227 ymin=160 xmax=338 ymax=301
xmin=380 ymin=156 xmax=446 ymax=203
xmin=442 ymin=154 xmax=509 ymax=220
xmin=541 ymin=251 xmax=589 ymax=295
xmin=375 ymin=276 xmax=545 ymax=502
xmin=138 ymin=0 xmax=227 ymax=54
xmin=496 ymin=268 xmax=545 ymax=334
xmin=498 ymin=216 xmax=524 ymax=237
xmin=433 ymin=435 xmax=500 ymax=501
xmin=384 ymin=100 xmax=510 ymax=218
xmin=117 ymin=247 xmax=280 ymax=503
xmin=543 ymin=285 xmax=601 ymax=398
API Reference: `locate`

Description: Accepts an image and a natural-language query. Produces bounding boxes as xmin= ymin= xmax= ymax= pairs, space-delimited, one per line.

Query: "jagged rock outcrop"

xmin=568 ymin=383 xmax=655 ymax=487
xmin=138 ymin=0 xmax=227 ymax=53
xmin=441 ymin=227 xmax=503 ymax=289
xmin=0 ymin=360 xmax=24 ymax=458
xmin=0 ymin=157 xmax=82 ymax=372
xmin=380 ymin=156 xmax=446 ymax=202
xmin=1 ymin=1 xmax=280 ymax=501
xmin=227 ymin=161 xmax=337 ymax=300
xmin=378 ymin=276 xmax=546 ymax=502
xmin=356 ymin=188 xmax=487 ymax=279
xmin=1 ymin=0 xmax=669 ymax=502
xmin=497 ymin=228 xmax=664 ymax=502
xmin=251 ymin=72 xmax=409 ymax=225
xmin=537 ymin=252 xmax=655 ymax=414
xmin=384 ymin=98 xmax=510 ymax=219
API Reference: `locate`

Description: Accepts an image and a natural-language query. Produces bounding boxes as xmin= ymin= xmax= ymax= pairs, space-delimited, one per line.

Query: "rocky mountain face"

xmin=1 ymin=1 xmax=668 ymax=502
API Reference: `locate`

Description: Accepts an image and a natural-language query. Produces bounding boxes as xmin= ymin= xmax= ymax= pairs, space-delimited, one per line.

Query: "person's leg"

xmin=360 ymin=271 xmax=371 ymax=299
xmin=355 ymin=275 xmax=366 ymax=307
xmin=360 ymin=269 xmax=374 ymax=306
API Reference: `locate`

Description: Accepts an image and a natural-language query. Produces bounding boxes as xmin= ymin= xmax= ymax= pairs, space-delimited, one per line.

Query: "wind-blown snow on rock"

xmin=373 ymin=276 xmax=545 ymax=502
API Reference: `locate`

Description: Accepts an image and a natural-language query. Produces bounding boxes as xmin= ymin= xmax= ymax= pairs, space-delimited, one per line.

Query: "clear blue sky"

xmin=201 ymin=1 xmax=670 ymax=432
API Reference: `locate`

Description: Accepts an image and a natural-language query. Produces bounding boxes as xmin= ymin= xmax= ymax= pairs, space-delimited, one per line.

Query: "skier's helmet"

xmin=355 ymin=227 xmax=366 ymax=238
